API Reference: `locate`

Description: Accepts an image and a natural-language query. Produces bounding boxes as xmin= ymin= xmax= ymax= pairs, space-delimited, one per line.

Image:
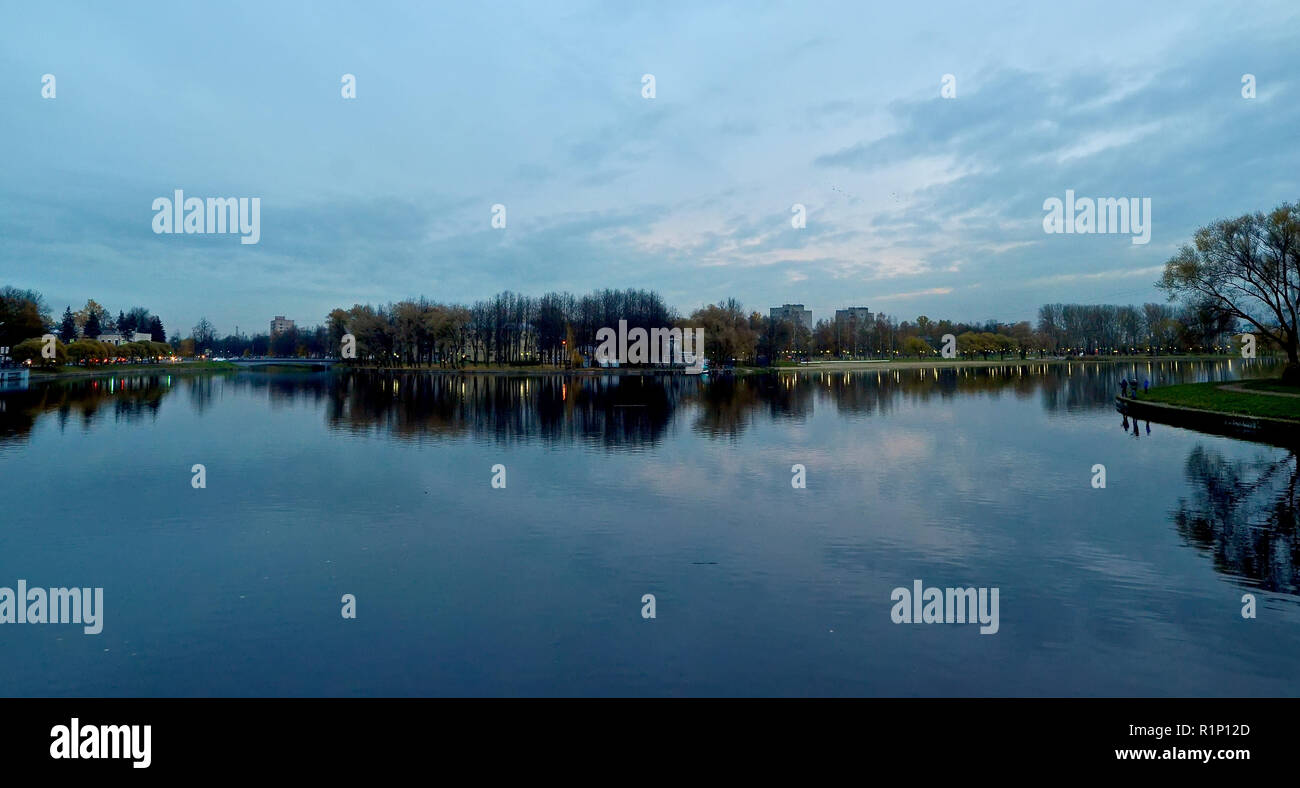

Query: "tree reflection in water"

xmin=1175 ymin=446 xmax=1300 ymax=596
xmin=0 ymin=359 xmax=1282 ymax=449
xmin=5 ymin=364 xmax=1298 ymax=599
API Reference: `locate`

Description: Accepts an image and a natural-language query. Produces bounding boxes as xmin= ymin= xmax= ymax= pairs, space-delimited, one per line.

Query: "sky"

xmin=2 ymin=0 xmax=1298 ymax=338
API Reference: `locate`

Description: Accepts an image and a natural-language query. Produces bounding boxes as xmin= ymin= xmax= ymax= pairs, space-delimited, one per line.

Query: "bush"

xmin=123 ymin=341 xmax=148 ymax=361
xmin=67 ymin=338 xmax=108 ymax=365
xmin=10 ymin=336 xmax=66 ymax=367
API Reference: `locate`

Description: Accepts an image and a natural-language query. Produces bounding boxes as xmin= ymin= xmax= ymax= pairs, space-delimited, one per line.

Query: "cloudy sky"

xmin=2 ymin=1 xmax=1297 ymax=337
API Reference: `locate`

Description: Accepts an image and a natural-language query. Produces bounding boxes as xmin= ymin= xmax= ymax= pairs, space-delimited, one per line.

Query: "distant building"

xmin=770 ymin=304 xmax=813 ymax=332
xmin=270 ymin=316 xmax=295 ymax=336
xmin=96 ymin=332 xmax=153 ymax=346
xmin=834 ymin=307 xmax=873 ymax=326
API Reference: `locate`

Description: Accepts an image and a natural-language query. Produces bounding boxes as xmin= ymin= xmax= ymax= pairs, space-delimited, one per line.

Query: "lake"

xmin=1 ymin=358 xmax=1297 ymax=696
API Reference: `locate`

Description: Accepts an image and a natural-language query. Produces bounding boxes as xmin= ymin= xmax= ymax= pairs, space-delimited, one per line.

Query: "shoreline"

xmin=1119 ymin=378 xmax=1300 ymax=445
xmin=16 ymin=353 xmax=1270 ymax=383
xmin=338 ymin=354 xmax=1257 ymax=377
xmin=28 ymin=361 xmax=237 ymax=382
xmin=1117 ymin=393 xmax=1300 ymax=446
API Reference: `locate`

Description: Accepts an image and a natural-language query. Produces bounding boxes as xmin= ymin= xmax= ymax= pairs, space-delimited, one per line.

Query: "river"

xmin=1 ymin=358 xmax=1296 ymax=696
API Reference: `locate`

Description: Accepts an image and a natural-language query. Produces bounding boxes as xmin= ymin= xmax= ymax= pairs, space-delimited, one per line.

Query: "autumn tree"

xmin=73 ymin=299 xmax=109 ymax=335
xmin=1160 ymin=202 xmax=1300 ymax=382
xmin=0 ymin=287 xmax=49 ymax=348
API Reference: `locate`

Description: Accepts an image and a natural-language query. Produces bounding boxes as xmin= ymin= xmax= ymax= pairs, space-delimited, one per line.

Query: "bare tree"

xmin=1160 ymin=202 xmax=1300 ymax=382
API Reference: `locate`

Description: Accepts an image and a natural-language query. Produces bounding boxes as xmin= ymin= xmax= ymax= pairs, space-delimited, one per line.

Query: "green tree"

xmin=687 ymin=300 xmax=759 ymax=365
xmin=67 ymin=338 xmax=104 ymax=365
xmin=125 ymin=307 xmax=151 ymax=336
xmin=915 ymin=315 xmax=932 ymax=338
xmin=903 ymin=336 xmax=932 ymax=358
xmin=73 ymin=299 xmax=109 ymax=335
xmin=118 ymin=342 xmax=143 ymax=361
xmin=1160 ymin=201 xmax=1300 ymax=382
xmin=10 ymin=336 xmax=66 ymax=367
xmin=59 ymin=307 xmax=78 ymax=343
xmin=0 ymin=287 xmax=49 ymax=348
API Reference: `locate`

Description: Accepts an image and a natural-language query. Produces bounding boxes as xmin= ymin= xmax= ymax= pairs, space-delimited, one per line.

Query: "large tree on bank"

xmin=59 ymin=306 xmax=78 ymax=342
xmin=1159 ymin=201 xmax=1300 ymax=383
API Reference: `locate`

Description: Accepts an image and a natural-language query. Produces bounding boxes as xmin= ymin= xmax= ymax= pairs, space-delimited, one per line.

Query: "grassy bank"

xmin=30 ymin=360 xmax=237 ymax=381
xmin=1138 ymin=379 xmax=1300 ymax=421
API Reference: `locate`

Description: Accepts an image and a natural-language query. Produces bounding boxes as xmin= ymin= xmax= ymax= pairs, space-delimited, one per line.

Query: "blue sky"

xmin=2 ymin=1 xmax=1297 ymax=337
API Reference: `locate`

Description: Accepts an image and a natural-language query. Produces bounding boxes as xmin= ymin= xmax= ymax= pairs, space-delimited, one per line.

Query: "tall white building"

xmin=769 ymin=304 xmax=813 ymax=332
xmin=270 ymin=316 xmax=295 ymax=336
xmin=834 ymin=307 xmax=873 ymax=326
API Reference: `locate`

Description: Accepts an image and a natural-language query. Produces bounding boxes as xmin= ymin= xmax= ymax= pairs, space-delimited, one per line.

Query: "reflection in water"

xmin=1121 ymin=415 xmax=1152 ymax=438
xmin=324 ymin=372 xmax=684 ymax=449
xmin=1175 ymin=446 xmax=1299 ymax=595
xmin=2 ymin=357 xmax=1298 ymax=696
xmin=0 ymin=375 xmax=171 ymax=443
xmin=0 ymin=359 xmax=1280 ymax=449
xmin=310 ymin=359 xmax=1279 ymax=447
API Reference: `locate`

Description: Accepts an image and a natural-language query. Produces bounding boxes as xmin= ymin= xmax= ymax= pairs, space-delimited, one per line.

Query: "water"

xmin=1 ymin=359 xmax=1297 ymax=697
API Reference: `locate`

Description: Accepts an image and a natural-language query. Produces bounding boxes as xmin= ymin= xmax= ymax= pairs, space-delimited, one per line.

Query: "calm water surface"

xmin=1 ymin=359 xmax=1297 ymax=696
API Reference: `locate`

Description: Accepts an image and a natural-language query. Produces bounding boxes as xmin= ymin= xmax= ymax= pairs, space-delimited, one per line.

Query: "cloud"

xmin=2 ymin=1 xmax=1298 ymax=332
xmin=872 ymin=287 xmax=954 ymax=302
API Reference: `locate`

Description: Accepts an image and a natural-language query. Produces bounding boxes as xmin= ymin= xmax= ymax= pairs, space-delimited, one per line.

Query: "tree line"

xmin=10 ymin=190 xmax=1298 ymax=371
xmin=309 ymin=292 xmax=1242 ymax=367
xmin=0 ymin=294 xmax=174 ymax=368
xmin=51 ymin=300 xmax=167 ymax=345
xmin=2 ymin=285 xmax=1247 ymax=370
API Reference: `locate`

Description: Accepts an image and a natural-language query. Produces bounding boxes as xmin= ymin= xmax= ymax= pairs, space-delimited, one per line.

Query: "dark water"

xmin=1 ymin=359 xmax=1298 ymax=697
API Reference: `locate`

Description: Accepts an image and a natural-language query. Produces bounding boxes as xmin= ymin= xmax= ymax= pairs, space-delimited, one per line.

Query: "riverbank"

xmin=29 ymin=360 xmax=237 ymax=381
xmin=13 ymin=354 xmax=1262 ymax=383
xmin=1118 ymin=378 xmax=1300 ymax=444
xmin=340 ymin=353 xmax=1251 ymax=377
xmin=1137 ymin=379 xmax=1300 ymax=420
xmin=772 ymin=354 xmax=1245 ymax=374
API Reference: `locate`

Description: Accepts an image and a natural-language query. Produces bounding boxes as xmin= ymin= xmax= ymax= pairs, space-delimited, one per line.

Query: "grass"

xmin=1234 ymin=378 xmax=1300 ymax=395
xmin=31 ymin=360 xmax=237 ymax=377
xmin=1139 ymin=379 xmax=1300 ymax=421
